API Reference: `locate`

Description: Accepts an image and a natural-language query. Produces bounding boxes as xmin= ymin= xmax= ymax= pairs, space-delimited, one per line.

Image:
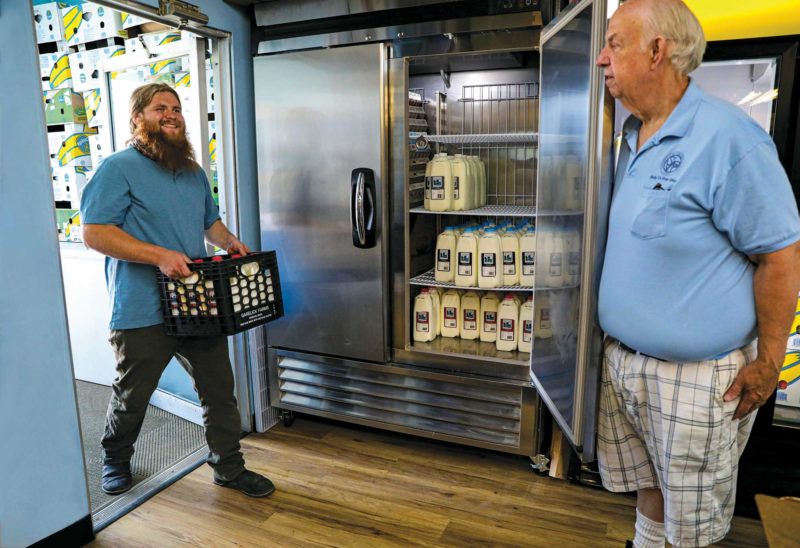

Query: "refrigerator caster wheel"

xmin=281 ymin=410 xmax=294 ymax=427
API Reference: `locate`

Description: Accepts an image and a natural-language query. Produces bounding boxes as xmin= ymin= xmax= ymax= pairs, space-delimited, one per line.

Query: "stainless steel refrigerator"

xmin=254 ymin=0 xmax=613 ymax=461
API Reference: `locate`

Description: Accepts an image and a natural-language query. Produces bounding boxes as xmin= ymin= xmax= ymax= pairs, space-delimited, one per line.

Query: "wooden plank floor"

xmin=90 ymin=417 xmax=767 ymax=547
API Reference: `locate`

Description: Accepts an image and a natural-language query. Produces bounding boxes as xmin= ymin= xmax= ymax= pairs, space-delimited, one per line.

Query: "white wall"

xmin=0 ymin=2 xmax=91 ymax=546
xmin=0 ymin=1 xmax=259 ymax=544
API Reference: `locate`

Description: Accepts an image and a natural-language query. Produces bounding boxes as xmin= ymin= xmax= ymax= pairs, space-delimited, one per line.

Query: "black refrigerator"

xmin=699 ymin=35 xmax=800 ymax=517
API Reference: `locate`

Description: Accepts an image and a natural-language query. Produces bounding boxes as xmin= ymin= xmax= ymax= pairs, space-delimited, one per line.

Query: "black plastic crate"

xmin=157 ymin=251 xmax=283 ymax=336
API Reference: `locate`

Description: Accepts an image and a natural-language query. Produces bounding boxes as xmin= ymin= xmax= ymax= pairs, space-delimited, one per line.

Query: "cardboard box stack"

xmin=36 ymin=1 xmax=216 ymax=240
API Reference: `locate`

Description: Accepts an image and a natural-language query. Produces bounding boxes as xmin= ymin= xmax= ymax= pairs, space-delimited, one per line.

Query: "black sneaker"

xmin=101 ymin=462 xmax=132 ymax=495
xmin=214 ymin=469 xmax=275 ymax=498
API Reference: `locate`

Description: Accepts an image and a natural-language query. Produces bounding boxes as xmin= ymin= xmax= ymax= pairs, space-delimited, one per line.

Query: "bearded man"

xmin=81 ymin=83 xmax=274 ymax=498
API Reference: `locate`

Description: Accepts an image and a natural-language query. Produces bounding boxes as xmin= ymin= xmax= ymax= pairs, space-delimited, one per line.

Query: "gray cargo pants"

xmin=101 ymin=324 xmax=245 ymax=482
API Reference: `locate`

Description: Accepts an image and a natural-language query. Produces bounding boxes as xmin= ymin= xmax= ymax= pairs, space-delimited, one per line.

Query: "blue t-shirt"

xmin=80 ymin=147 xmax=220 ymax=329
xmin=598 ymin=80 xmax=800 ymax=362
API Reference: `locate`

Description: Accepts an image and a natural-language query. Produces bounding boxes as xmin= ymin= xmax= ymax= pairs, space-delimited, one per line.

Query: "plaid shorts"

xmin=597 ymin=338 xmax=758 ymax=547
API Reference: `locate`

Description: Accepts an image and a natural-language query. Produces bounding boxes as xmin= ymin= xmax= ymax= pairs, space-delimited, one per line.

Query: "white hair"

xmin=639 ymin=0 xmax=706 ymax=75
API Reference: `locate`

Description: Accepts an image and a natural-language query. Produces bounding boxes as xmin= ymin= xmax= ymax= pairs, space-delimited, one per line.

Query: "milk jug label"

xmin=539 ymin=308 xmax=551 ymax=329
xmin=500 ymin=318 xmax=515 ymax=341
xmin=458 ymin=252 xmax=473 ymax=276
xmin=416 ymin=311 xmax=430 ymax=332
xmin=522 ymin=320 xmax=532 ymax=342
xmin=483 ymin=311 xmax=497 ymax=332
xmin=463 ymin=309 xmax=477 ymax=330
xmin=444 ymin=307 xmax=457 ymax=328
xmin=503 ymin=251 xmax=516 ymax=275
xmin=549 ymin=252 xmax=562 ymax=276
xmin=437 ymin=249 xmax=451 ymax=272
xmin=430 ymin=176 xmax=445 ymax=200
xmin=569 ymin=251 xmax=580 ymax=275
xmin=454 ymin=176 xmax=460 ymax=199
xmin=523 ymin=251 xmax=535 ymax=275
xmin=481 ymin=253 xmax=497 ymax=277
xmin=425 ymin=176 xmax=431 ymax=199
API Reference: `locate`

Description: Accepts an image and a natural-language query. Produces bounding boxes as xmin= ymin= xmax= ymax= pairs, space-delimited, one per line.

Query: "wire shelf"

xmin=410 ymin=205 xmax=536 ymax=217
xmin=410 ymin=269 xmax=580 ymax=292
xmin=410 ymin=269 xmax=533 ymax=292
xmin=424 ymin=133 xmax=538 ymax=145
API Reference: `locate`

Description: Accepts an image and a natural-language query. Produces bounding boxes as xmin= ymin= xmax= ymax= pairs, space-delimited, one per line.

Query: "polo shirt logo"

xmin=662 ymin=153 xmax=683 ymax=174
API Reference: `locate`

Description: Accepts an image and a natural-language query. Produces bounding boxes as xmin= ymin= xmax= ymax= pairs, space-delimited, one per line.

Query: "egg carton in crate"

xmin=158 ymin=251 xmax=283 ymax=336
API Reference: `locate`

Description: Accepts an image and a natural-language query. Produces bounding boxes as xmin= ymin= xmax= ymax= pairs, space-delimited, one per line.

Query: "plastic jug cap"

xmin=212 ymin=256 xmax=223 ymax=262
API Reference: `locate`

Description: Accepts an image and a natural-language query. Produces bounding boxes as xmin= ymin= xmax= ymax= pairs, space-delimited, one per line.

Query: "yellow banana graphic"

xmin=57 ymin=132 xmax=92 ymax=166
xmin=174 ymin=72 xmax=190 ymax=87
xmin=159 ymin=32 xmax=182 ymax=45
xmin=83 ymin=89 xmax=101 ymax=121
xmin=49 ymin=54 xmax=73 ymax=89
xmin=780 ymin=350 xmax=800 ymax=390
xmin=150 ymin=60 xmax=179 ymax=76
xmin=62 ymin=6 xmax=84 ymax=43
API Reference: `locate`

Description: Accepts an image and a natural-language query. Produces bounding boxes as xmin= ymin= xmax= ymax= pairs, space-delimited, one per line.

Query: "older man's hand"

xmin=723 ymin=359 xmax=780 ymax=419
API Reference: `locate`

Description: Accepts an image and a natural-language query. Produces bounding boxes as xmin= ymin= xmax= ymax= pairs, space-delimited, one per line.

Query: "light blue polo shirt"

xmin=599 ymin=80 xmax=800 ymax=362
xmin=80 ymin=147 xmax=219 ymax=330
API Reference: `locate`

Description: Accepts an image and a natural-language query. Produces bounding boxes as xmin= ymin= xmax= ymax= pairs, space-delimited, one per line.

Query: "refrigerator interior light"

xmin=748 ymin=88 xmax=779 ymax=106
xmin=737 ymin=90 xmax=761 ymax=105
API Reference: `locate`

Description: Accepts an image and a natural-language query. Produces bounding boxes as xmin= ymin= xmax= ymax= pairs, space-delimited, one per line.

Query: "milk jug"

xmin=564 ymin=227 xmax=581 ymax=286
xmin=428 ymin=286 xmax=442 ymax=336
xmin=471 ymin=156 xmax=487 ymax=206
xmin=428 ymin=153 xmax=453 ymax=212
xmin=450 ymin=155 xmax=472 ymax=211
xmin=440 ymin=289 xmax=461 ymax=338
xmin=540 ymin=228 xmax=565 ymax=288
xmin=518 ymin=294 xmax=534 ymax=353
xmin=413 ymin=289 xmax=436 ymax=342
xmin=435 ymin=227 xmax=457 ymax=283
xmin=496 ymin=293 xmax=519 ymax=352
xmin=460 ymin=290 xmax=481 ymax=340
xmin=479 ymin=292 xmax=499 ymax=343
xmin=533 ymin=291 xmax=552 ymax=339
xmin=424 ymin=157 xmax=434 ymax=210
xmin=519 ymin=228 xmax=537 ymax=287
xmin=478 ymin=227 xmax=503 ymax=288
xmin=564 ymin=155 xmax=584 ymax=211
xmin=455 ymin=227 xmax=479 ymax=287
xmin=501 ymin=229 xmax=520 ymax=286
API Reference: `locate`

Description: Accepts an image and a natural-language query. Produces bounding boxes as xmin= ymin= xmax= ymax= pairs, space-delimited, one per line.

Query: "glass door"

xmin=532 ymin=0 xmax=613 ymax=459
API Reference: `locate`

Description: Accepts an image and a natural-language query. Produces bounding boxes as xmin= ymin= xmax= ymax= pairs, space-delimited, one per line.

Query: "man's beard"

xmin=131 ymin=118 xmax=198 ymax=172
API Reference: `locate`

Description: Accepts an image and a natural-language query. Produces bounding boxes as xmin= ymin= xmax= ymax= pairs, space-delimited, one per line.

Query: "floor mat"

xmin=75 ymin=380 xmax=206 ymax=512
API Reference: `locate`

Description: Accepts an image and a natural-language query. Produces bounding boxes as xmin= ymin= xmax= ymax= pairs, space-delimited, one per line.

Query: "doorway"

xmin=32 ymin=0 xmax=245 ymax=529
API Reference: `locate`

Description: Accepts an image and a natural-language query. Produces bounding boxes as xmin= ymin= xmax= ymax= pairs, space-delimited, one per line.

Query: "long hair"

xmin=128 ymin=83 xmax=181 ymax=135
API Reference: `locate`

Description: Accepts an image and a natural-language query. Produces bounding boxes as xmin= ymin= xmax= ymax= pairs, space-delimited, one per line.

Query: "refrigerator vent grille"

xmin=275 ymin=356 xmax=527 ymax=449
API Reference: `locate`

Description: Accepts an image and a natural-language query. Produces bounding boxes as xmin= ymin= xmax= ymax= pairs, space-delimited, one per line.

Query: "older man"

xmin=81 ymin=83 xmax=274 ymax=498
xmin=595 ymin=1 xmax=800 ymax=546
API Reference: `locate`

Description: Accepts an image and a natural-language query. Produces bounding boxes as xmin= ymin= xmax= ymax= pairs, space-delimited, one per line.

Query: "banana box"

xmin=88 ymin=129 xmax=113 ymax=167
xmin=61 ymin=3 xmax=126 ymax=46
xmin=120 ymin=12 xmax=149 ymax=29
xmin=81 ymin=88 xmax=109 ymax=128
xmin=206 ymin=58 xmax=215 ymax=114
xmin=68 ymin=46 xmax=126 ymax=92
xmin=48 ymin=124 xmax=97 ymax=168
xmin=52 ymin=165 xmax=91 ymax=207
xmin=43 ymin=88 xmax=87 ymax=125
xmin=39 ymin=51 xmax=73 ymax=90
xmin=33 ymin=2 xmax=65 ymax=44
xmin=208 ymin=120 xmax=217 ymax=163
xmin=124 ymin=30 xmax=187 ymax=56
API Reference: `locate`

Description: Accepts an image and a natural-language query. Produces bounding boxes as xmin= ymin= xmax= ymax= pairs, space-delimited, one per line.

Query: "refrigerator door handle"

xmin=351 ymin=168 xmax=376 ymax=248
